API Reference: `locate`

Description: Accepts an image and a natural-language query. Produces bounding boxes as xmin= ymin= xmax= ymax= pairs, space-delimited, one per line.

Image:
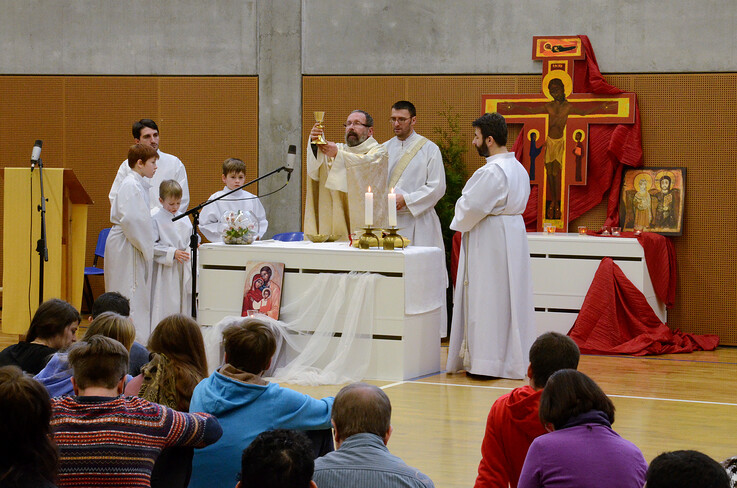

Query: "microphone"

xmin=285 ymin=144 xmax=297 ymax=181
xmin=30 ymin=140 xmax=43 ymax=172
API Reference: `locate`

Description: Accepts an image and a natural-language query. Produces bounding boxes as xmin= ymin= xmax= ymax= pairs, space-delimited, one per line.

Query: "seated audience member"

xmin=725 ymin=456 xmax=737 ymax=488
xmin=189 ymin=317 xmax=333 ymax=488
xmin=475 ymin=332 xmax=580 ymax=488
xmin=35 ymin=312 xmax=135 ymax=397
xmin=125 ymin=314 xmax=208 ymax=488
xmin=313 ymin=382 xmax=435 ymax=488
xmin=50 ymin=335 xmax=222 ymax=487
xmin=647 ymin=450 xmax=730 ymax=488
xmin=0 ymin=299 xmax=80 ymax=375
xmin=91 ymin=291 xmax=150 ymax=376
xmin=517 ymin=369 xmax=647 ymax=488
xmin=0 ymin=366 xmax=59 ymax=488
xmin=238 ymin=429 xmax=317 ymax=488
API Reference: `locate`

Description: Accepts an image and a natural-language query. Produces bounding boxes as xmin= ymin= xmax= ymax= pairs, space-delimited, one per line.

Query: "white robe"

xmin=447 ymin=152 xmax=535 ymax=379
xmin=199 ymin=187 xmax=268 ymax=242
xmin=109 ymin=150 xmax=190 ymax=214
xmin=304 ymin=137 xmax=388 ymax=237
xmin=150 ymin=207 xmax=193 ymax=328
xmin=104 ymin=172 xmax=155 ymax=343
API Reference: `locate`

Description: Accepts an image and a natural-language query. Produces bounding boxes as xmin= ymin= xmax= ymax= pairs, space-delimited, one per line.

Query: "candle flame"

xmin=367 ymin=186 xmax=371 ymax=192
xmin=390 ymin=187 xmax=394 ymax=193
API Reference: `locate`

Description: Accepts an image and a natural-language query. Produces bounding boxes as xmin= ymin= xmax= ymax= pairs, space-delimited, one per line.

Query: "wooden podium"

xmin=2 ymin=168 xmax=93 ymax=334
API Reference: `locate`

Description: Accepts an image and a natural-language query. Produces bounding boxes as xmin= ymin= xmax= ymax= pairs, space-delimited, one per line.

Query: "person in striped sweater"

xmin=49 ymin=335 xmax=222 ymax=488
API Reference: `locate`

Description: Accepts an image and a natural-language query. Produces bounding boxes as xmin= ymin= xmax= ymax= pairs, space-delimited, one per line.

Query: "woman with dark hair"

xmin=0 ymin=365 xmax=59 ymax=487
xmin=0 ymin=299 xmax=81 ymax=375
xmin=125 ymin=314 xmax=208 ymax=487
xmin=518 ymin=369 xmax=647 ymax=488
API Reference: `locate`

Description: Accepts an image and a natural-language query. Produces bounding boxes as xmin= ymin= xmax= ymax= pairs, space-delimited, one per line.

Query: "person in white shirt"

xmin=108 ymin=119 xmax=189 ymax=214
xmin=199 ymin=158 xmax=268 ymax=242
xmin=150 ymin=180 xmax=193 ymax=327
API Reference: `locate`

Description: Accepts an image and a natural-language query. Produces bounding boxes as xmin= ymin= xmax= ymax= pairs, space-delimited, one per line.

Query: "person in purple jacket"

xmin=518 ymin=369 xmax=647 ymax=488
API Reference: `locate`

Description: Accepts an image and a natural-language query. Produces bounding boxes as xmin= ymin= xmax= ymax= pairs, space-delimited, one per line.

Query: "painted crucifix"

xmin=483 ymin=36 xmax=636 ymax=231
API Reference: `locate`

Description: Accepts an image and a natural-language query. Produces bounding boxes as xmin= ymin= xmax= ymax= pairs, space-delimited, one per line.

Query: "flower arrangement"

xmin=222 ymin=210 xmax=258 ymax=245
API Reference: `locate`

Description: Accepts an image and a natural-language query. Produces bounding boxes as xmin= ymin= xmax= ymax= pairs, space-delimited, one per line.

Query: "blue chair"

xmin=83 ymin=228 xmax=111 ymax=312
xmin=272 ymin=232 xmax=304 ymax=242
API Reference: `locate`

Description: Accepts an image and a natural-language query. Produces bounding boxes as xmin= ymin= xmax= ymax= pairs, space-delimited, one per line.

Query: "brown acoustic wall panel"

xmin=0 ymin=76 xmax=258 ymax=310
xmin=303 ymin=74 xmax=737 ymax=344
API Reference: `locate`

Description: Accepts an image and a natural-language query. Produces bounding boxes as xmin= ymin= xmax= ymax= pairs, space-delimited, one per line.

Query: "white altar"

xmin=197 ymin=241 xmax=445 ymax=381
xmin=528 ymin=233 xmax=667 ymax=336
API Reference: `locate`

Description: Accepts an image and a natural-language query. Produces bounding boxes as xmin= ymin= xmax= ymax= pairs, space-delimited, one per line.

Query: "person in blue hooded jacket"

xmin=188 ymin=317 xmax=334 ymax=488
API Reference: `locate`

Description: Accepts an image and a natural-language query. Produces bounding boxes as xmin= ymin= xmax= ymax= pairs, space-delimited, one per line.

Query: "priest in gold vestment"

xmin=304 ymin=110 xmax=388 ymax=238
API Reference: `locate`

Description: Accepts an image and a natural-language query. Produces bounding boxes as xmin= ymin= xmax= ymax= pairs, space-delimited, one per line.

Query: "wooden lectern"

xmin=2 ymin=168 xmax=92 ymax=335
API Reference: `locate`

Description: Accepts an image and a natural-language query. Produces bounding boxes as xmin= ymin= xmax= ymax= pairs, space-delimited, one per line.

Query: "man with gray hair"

xmin=312 ymin=382 xmax=434 ymax=488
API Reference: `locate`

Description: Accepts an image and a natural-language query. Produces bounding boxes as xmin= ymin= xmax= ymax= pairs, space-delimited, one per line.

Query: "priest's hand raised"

xmin=310 ymin=122 xmax=325 ymax=143
xmin=318 ymin=141 xmax=338 ymax=158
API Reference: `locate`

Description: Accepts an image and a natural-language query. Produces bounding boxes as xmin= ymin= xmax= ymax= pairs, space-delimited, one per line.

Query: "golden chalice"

xmin=313 ymin=111 xmax=328 ymax=145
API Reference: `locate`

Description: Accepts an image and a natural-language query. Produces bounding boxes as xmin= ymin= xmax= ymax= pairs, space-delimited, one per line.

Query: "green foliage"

xmin=433 ymin=105 xmax=468 ymax=266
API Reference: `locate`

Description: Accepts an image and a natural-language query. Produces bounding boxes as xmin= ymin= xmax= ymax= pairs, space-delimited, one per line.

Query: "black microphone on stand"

xmin=285 ymin=145 xmax=297 ymax=181
xmin=31 ymin=140 xmax=43 ymax=172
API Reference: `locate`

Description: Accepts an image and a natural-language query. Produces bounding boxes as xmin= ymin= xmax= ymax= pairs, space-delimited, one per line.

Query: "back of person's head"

xmin=68 ymin=335 xmax=128 ymax=390
xmin=83 ymin=312 xmax=136 ymax=351
xmin=332 ymin=382 xmax=391 ymax=442
xmin=646 ymin=450 xmax=730 ymax=488
xmin=127 ymin=143 xmax=158 ymax=169
xmin=26 ymin=298 xmax=81 ymax=342
xmin=529 ymin=332 xmax=580 ymax=388
xmin=132 ymin=118 xmax=158 ymax=139
xmin=472 ymin=112 xmax=508 ymax=147
xmin=0 ymin=366 xmax=58 ymax=483
xmin=149 ymin=314 xmax=208 ymax=378
xmin=222 ymin=157 xmax=247 ymax=176
xmin=159 ymin=179 xmax=183 ymax=200
xmin=391 ymin=100 xmax=416 ymax=117
xmin=538 ymin=369 xmax=615 ymax=430
xmin=222 ymin=318 xmax=276 ymax=374
xmin=91 ymin=292 xmax=130 ymax=318
xmin=239 ymin=429 xmax=314 ymax=488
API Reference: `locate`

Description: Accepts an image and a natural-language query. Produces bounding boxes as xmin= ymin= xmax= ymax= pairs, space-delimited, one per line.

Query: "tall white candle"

xmin=365 ymin=187 xmax=373 ymax=226
xmin=388 ymin=188 xmax=397 ymax=227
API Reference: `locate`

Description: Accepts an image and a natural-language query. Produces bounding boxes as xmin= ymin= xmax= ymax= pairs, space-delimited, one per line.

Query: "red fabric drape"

xmin=516 ymin=35 xmax=644 ymax=230
xmin=569 ymin=258 xmax=717 ymax=355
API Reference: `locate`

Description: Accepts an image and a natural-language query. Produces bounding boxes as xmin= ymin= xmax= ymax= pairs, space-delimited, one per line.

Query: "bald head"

xmin=331 ymin=382 xmax=391 ymax=442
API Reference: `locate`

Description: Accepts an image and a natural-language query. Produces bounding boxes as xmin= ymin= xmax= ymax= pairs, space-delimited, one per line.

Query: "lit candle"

xmin=365 ymin=186 xmax=373 ymax=226
xmin=388 ymin=188 xmax=397 ymax=227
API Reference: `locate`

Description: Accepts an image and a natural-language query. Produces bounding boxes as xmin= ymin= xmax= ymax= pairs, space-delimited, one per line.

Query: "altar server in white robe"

xmin=384 ymin=101 xmax=449 ymax=337
xmin=105 ymin=144 xmax=158 ymax=343
xmin=199 ymin=157 xmax=268 ymax=242
xmin=304 ymin=110 xmax=389 ymax=237
xmin=150 ymin=179 xmax=193 ymax=328
xmin=109 ymin=119 xmax=190 ymax=214
xmin=447 ymin=113 xmax=535 ymax=380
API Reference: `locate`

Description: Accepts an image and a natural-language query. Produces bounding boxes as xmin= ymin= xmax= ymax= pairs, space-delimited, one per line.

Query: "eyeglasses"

xmin=389 ymin=117 xmax=411 ymax=123
xmin=343 ymin=122 xmax=370 ymax=128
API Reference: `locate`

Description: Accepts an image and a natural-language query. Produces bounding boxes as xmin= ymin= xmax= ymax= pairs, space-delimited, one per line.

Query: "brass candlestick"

xmin=358 ymin=226 xmax=380 ymax=250
xmin=313 ymin=111 xmax=328 ymax=145
xmin=383 ymin=226 xmax=402 ymax=250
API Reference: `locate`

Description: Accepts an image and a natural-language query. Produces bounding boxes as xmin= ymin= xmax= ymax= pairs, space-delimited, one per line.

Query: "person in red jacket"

xmin=474 ymin=332 xmax=580 ymax=488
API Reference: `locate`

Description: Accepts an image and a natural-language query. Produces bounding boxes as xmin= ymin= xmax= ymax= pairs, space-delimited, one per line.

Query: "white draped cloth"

xmin=201 ymin=272 xmax=379 ymax=385
xmin=447 ymin=152 xmax=535 ymax=379
xmin=109 ymin=150 xmax=189 ymax=214
xmin=104 ymin=172 xmax=155 ymax=343
xmin=199 ymin=187 xmax=268 ymax=242
xmin=150 ymin=207 xmax=193 ymax=328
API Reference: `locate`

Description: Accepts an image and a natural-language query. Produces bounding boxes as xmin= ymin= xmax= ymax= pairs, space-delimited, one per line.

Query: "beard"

xmin=475 ymin=142 xmax=490 ymax=157
xmin=346 ymin=130 xmax=368 ymax=147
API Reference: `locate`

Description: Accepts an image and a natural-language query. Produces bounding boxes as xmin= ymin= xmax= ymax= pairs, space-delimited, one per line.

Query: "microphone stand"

xmin=34 ymin=158 xmax=49 ymax=306
xmin=173 ymin=165 xmax=292 ymax=319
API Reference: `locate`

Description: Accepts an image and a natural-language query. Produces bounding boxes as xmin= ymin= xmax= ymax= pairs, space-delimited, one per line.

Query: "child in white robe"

xmin=150 ymin=179 xmax=193 ymax=329
xmin=105 ymin=144 xmax=158 ymax=343
xmin=199 ymin=158 xmax=268 ymax=242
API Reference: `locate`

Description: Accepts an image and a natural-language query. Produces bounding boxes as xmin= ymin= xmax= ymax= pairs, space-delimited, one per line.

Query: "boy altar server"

xmin=200 ymin=158 xmax=268 ymax=242
xmin=151 ymin=179 xmax=193 ymax=327
xmin=105 ymin=144 xmax=158 ymax=343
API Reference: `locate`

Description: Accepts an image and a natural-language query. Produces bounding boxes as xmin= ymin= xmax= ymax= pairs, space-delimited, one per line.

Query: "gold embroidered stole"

xmin=388 ymin=136 xmax=428 ymax=189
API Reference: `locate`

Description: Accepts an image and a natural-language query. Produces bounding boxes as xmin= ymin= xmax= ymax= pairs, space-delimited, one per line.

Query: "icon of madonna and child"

xmin=241 ymin=261 xmax=284 ymax=320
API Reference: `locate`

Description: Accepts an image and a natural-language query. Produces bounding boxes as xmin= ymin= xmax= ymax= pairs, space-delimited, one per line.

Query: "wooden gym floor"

xmin=2 ymin=330 xmax=735 ymax=488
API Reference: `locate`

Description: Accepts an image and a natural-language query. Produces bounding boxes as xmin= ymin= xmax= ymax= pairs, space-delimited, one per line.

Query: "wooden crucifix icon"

xmin=483 ymin=36 xmax=636 ymax=232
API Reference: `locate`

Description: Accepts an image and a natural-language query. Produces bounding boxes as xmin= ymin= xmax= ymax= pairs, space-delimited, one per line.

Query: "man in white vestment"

xmin=304 ymin=110 xmax=388 ymax=237
xmin=109 ymin=119 xmax=190 ymax=213
xmin=447 ymin=112 xmax=535 ymax=380
xmin=383 ymin=100 xmax=448 ymax=337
